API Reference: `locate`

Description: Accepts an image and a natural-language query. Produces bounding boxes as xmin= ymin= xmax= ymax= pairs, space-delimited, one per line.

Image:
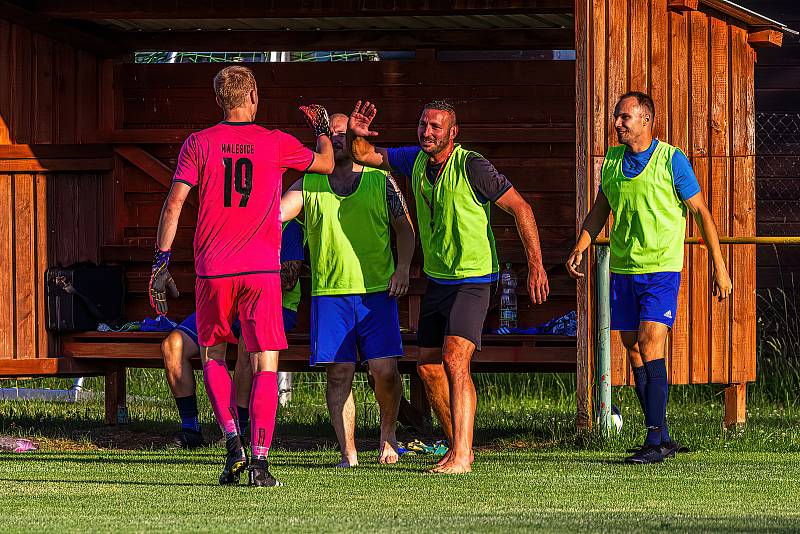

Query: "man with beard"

xmin=566 ymin=92 xmax=732 ymax=463
xmin=346 ymin=100 xmax=549 ymax=474
xmin=281 ymin=113 xmax=416 ymax=466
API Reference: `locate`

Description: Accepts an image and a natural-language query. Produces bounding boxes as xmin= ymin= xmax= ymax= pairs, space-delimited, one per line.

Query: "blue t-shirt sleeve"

xmin=386 ymin=145 xmax=422 ymax=179
xmin=280 ymin=220 xmax=305 ymax=263
xmin=671 ymin=149 xmax=701 ymax=201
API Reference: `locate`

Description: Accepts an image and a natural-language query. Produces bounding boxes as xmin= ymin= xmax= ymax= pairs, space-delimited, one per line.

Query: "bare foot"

xmin=436 ymin=448 xmax=474 ymax=467
xmin=378 ymin=440 xmax=399 ymax=465
xmin=432 ymin=461 xmax=472 ymax=474
xmin=428 ymin=456 xmax=472 ymax=474
xmin=334 ymin=457 xmax=358 ymax=468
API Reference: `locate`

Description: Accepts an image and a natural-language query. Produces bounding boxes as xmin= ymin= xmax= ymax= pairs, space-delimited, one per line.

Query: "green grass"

xmin=1 ymin=449 xmax=800 ymax=532
xmin=3 ymin=370 xmax=800 ymax=531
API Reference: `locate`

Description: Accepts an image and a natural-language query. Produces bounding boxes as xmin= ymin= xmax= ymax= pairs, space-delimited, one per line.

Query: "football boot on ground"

xmin=171 ymin=428 xmax=204 ymax=450
xmin=219 ymin=435 xmax=248 ymax=485
xmin=625 ymin=444 xmax=665 ymax=464
xmin=248 ymin=459 xmax=283 ymax=487
xmin=660 ymin=440 xmax=691 ymax=458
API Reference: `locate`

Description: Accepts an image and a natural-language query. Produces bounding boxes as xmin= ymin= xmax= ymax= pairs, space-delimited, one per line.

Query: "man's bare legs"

xmin=368 ymin=358 xmax=402 ymax=464
xmin=417 ymin=346 xmax=454 ymax=461
xmin=162 ymin=330 xmax=204 ymax=446
xmin=326 ymin=359 xmax=402 ymax=466
xmin=162 ymin=330 xmax=198 ymax=398
xmin=326 ymin=363 xmax=358 ymax=467
xmin=417 ymin=336 xmax=477 ymax=474
xmin=620 ymin=322 xmax=668 ymax=368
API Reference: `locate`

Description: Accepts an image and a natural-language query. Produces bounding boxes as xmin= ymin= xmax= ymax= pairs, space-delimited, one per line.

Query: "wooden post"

xmin=723 ymin=383 xmax=746 ymax=429
xmin=104 ymin=365 xmax=128 ymax=425
xmin=573 ymin=0 xmax=594 ymax=434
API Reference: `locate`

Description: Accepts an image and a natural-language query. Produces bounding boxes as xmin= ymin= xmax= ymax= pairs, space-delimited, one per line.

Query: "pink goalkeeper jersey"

xmin=173 ymin=122 xmax=314 ymax=277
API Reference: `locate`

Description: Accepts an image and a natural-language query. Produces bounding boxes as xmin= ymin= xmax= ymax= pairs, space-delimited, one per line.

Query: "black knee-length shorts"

xmin=416 ymin=280 xmax=492 ymax=351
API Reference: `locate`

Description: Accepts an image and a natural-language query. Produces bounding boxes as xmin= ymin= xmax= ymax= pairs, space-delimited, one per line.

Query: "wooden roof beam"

xmin=0 ymin=0 xmax=126 ymax=57
xmin=668 ymin=0 xmax=699 ymax=11
xmin=29 ymin=0 xmax=575 ymax=18
xmin=122 ymin=28 xmax=573 ymax=52
xmin=748 ymin=29 xmax=783 ymax=48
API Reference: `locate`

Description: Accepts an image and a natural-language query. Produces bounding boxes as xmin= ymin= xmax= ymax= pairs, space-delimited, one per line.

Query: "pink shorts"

xmin=195 ymin=273 xmax=287 ymax=352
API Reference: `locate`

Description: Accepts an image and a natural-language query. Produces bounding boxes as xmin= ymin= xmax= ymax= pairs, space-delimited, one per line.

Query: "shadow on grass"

xmin=0 ymin=453 xmax=220 ymax=466
xmin=0 ymin=477 xmax=220 ymax=488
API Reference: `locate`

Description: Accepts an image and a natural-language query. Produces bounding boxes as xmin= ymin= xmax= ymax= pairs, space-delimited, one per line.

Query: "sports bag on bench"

xmin=45 ymin=263 xmax=126 ymax=332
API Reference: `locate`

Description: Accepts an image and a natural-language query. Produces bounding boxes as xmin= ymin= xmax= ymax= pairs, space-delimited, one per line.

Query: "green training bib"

xmin=411 ymin=144 xmax=498 ymax=279
xmin=302 ymin=168 xmax=394 ymax=295
xmin=601 ymin=141 xmax=687 ymax=274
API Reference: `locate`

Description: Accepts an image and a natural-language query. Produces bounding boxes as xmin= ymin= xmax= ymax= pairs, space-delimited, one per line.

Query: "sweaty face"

xmin=417 ymin=109 xmax=454 ymax=156
xmin=613 ymin=97 xmax=648 ymax=146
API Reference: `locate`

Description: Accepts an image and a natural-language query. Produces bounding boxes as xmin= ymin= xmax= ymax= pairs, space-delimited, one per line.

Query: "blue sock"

xmin=633 ymin=364 xmax=672 ymax=443
xmin=175 ymin=394 xmax=200 ymax=433
xmin=631 ymin=365 xmax=648 ymax=420
xmin=643 ymin=359 xmax=668 ymax=447
xmin=661 ymin=390 xmax=672 ymax=444
xmin=237 ymin=405 xmax=249 ymax=434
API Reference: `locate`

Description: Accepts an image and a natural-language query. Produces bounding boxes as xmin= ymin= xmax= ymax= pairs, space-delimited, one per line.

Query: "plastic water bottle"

xmin=500 ymin=262 xmax=518 ymax=329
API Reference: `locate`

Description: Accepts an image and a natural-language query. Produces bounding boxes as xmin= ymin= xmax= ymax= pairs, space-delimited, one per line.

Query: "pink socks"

xmin=249 ymin=371 xmax=279 ymax=459
xmin=202 ymin=359 xmax=238 ymax=437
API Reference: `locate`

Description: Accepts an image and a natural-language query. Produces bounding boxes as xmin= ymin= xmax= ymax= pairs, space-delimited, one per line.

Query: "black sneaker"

xmin=625 ymin=444 xmax=664 ymax=464
xmin=248 ymin=459 xmax=283 ymax=487
xmin=171 ymin=428 xmax=205 ymax=450
xmin=219 ymin=435 xmax=248 ymax=485
xmin=660 ymin=440 xmax=691 ymax=458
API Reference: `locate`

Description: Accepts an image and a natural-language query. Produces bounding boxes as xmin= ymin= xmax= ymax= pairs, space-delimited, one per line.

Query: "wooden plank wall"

xmin=0 ymin=20 xmax=107 ymax=359
xmin=577 ymin=0 xmax=757 ymax=386
xmin=108 ymin=58 xmax=578 ymax=334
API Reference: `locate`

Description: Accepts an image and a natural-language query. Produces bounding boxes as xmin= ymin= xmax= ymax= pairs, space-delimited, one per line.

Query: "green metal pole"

xmin=596 ymin=245 xmax=612 ymax=435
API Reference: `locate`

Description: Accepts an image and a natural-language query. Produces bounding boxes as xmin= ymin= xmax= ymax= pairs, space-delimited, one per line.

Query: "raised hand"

xmin=149 ymin=247 xmax=179 ymax=316
xmin=299 ymin=104 xmax=332 ymax=138
xmin=348 ymin=100 xmax=379 ymax=138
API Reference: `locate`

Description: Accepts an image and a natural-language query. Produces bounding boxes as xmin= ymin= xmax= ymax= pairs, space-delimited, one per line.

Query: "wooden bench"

xmin=58 ymin=331 xmax=576 ymax=424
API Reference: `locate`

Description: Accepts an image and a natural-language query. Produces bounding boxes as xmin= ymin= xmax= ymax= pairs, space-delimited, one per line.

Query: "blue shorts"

xmin=310 ymin=291 xmax=403 ymax=366
xmin=610 ymin=272 xmax=681 ymax=331
xmin=176 ymin=308 xmax=297 ymax=348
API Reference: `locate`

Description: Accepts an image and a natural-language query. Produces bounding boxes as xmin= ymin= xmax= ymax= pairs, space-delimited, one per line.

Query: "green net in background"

xmin=134 ymin=51 xmax=382 ymax=63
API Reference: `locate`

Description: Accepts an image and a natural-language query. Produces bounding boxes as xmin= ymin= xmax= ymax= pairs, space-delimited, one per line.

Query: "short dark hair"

xmin=619 ymin=91 xmax=655 ymax=118
xmin=423 ymin=100 xmax=457 ymax=125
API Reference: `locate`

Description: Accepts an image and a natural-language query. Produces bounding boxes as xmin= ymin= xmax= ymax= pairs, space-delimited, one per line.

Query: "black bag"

xmin=45 ymin=264 xmax=126 ymax=332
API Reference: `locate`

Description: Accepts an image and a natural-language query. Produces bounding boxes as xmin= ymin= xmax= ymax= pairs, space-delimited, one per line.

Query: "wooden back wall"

xmin=0 ymin=20 xmax=109 ymax=360
xmin=108 ymin=56 xmax=578 ymax=337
